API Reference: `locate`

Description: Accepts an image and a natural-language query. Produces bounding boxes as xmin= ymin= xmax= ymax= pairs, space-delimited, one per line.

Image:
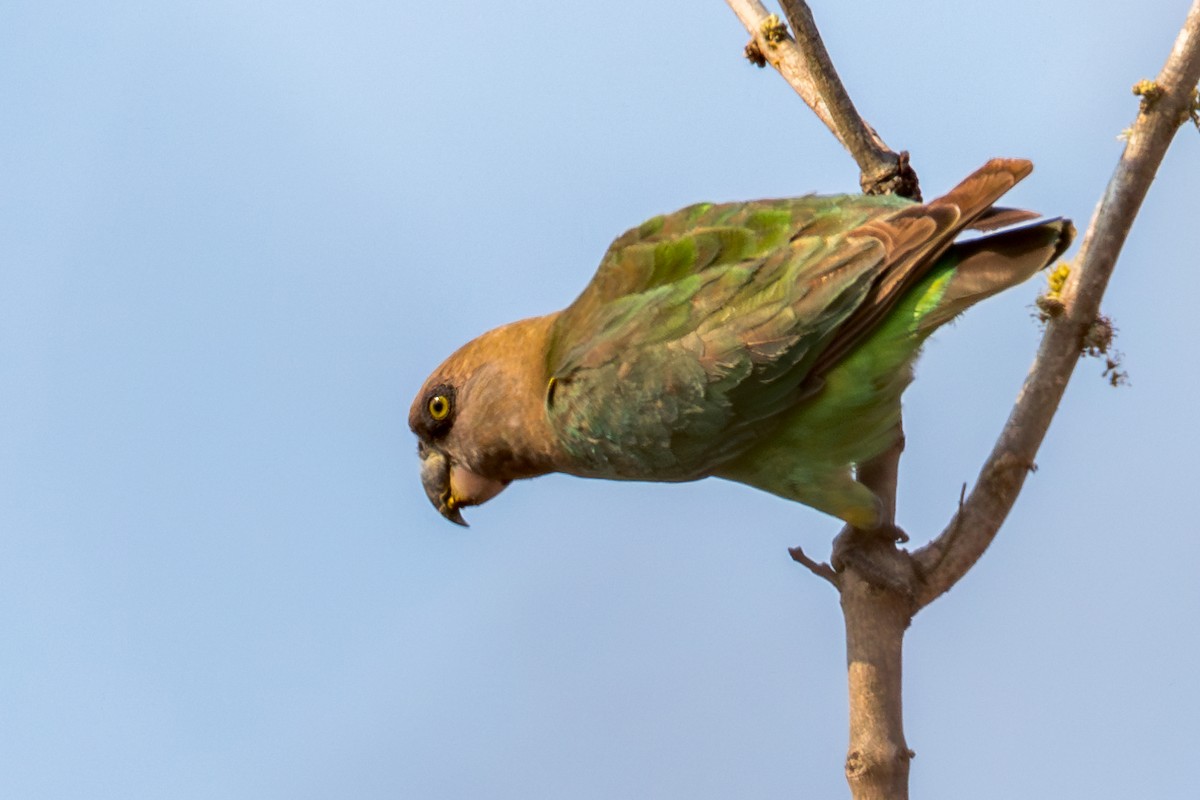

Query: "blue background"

xmin=2 ymin=1 xmax=1197 ymax=797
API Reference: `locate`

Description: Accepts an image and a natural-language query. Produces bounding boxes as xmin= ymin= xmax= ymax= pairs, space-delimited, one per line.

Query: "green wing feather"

xmin=545 ymin=194 xmax=912 ymax=480
xmin=715 ymin=215 xmax=1072 ymax=527
xmin=714 ymin=266 xmax=953 ymax=526
xmin=542 ymin=159 xmax=1071 ymax=526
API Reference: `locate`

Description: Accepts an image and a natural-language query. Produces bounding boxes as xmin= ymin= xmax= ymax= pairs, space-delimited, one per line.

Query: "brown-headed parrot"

xmin=410 ymin=159 xmax=1072 ymax=529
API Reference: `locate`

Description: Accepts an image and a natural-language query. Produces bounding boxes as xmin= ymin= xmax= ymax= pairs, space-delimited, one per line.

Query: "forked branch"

xmin=725 ymin=0 xmax=920 ymax=198
xmin=722 ymin=3 xmax=1199 ymax=797
xmin=912 ymin=0 xmax=1200 ymax=608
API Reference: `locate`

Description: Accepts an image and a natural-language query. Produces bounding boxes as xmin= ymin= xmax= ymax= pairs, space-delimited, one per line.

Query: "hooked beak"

xmin=419 ymin=445 xmax=508 ymax=527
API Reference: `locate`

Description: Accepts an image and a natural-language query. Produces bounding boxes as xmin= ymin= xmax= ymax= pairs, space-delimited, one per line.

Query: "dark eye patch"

xmin=420 ymin=383 xmax=457 ymax=438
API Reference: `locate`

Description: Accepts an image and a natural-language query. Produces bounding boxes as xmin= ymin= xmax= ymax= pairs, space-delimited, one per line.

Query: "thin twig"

xmin=788 ymin=545 xmax=840 ymax=586
xmin=912 ymin=0 xmax=1200 ymax=609
xmin=725 ymin=0 xmax=920 ymax=198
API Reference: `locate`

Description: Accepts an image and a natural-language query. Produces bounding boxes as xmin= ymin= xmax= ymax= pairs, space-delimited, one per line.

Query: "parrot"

xmin=409 ymin=158 xmax=1073 ymax=533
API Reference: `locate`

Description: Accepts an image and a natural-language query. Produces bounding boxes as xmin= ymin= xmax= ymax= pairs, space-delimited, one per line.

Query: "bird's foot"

xmin=831 ymin=523 xmax=915 ymax=596
xmin=831 ymin=522 xmax=909 ymax=567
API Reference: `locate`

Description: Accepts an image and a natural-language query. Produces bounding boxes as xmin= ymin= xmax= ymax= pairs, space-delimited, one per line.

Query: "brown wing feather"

xmin=968 ymin=206 xmax=1042 ymax=232
xmin=805 ymin=158 xmax=1034 ymax=379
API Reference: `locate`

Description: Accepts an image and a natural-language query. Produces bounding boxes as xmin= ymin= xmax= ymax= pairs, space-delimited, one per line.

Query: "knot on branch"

xmin=1082 ymin=314 xmax=1129 ymax=387
xmin=759 ymin=13 xmax=790 ymax=44
xmin=832 ymin=526 xmax=918 ymax=603
xmin=743 ymin=40 xmax=767 ymax=68
xmin=743 ymin=13 xmax=791 ymax=68
xmin=1130 ymin=80 xmax=1198 ymax=130
xmin=1133 ymin=79 xmax=1164 ymax=111
xmin=1083 ymin=314 xmax=1114 ymax=355
xmin=743 ymin=15 xmax=791 ymax=68
xmin=845 ymin=743 xmax=913 ymax=782
xmin=861 ymin=151 xmax=921 ymax=200
xmin=1035 ymin=260 xmax=1072 ymax=321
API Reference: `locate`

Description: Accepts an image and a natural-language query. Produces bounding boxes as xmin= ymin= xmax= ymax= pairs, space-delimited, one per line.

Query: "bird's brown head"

xmin=409 ymin=314 xmax=561 ymax=526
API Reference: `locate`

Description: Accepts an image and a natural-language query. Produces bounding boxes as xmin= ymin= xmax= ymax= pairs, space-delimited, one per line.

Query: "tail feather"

xmin=807 ymin=159 xmax=1047 ymax=380
xmin=862 ymin=159 xmax=1035 ymax=322
xmin=968 ymin=206 xmax=1042 ymax=232
xmin=919 ymin=218 xmax=1076 ymax=332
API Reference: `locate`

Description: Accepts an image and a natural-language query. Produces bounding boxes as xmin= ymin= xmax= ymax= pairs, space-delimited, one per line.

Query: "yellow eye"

xmin=428 ymin=394 xmax=451 ymax=421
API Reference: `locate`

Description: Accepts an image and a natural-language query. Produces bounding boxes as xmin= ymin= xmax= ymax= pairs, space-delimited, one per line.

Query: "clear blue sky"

xmin=2 ymin=1 xmax=1197 ymax=797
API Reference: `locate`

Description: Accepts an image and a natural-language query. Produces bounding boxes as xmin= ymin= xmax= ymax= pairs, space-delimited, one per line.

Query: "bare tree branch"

xmin=840 ymin=571 xmax=913 ymax=799
xmin=720 ymin=3 xmax=1198 ymax=797
xmin=725 ymin=0 xmax=920 ymax=198
xmin=788 ymin=545 xmax=840 ymax=586
xmin=912 ymin=0 xmax=1200 ymax=609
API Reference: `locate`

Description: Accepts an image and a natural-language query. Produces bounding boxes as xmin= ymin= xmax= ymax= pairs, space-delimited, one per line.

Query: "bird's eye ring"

xmin=428 ymin=394 xmax=451 ymax=421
